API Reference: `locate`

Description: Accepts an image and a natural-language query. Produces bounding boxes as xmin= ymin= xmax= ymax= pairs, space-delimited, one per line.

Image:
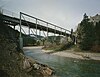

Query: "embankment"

xmin=0 ymin=23 xmax=54 ymax=77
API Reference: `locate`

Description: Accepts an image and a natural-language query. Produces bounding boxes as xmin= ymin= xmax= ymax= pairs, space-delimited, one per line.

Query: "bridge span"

xmin=0 ymin=9 xmax=72 ymax=49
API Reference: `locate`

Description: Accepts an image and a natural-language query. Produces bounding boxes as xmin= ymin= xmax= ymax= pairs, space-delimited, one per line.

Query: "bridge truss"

xmin=0 ymin=8 xmax=72 ymax=49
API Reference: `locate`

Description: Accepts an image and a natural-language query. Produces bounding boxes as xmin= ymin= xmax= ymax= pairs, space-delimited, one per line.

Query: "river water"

xmin=24 ymin=47 xmax=100 ymax=77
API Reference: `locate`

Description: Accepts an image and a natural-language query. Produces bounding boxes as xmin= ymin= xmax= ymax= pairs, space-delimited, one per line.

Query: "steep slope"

xmin=0 ymin=23 xmax=54 ymax=77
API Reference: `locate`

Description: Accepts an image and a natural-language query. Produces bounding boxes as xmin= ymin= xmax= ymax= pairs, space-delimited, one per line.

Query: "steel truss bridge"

xmin=0 ymin=8 xmax=72 ymax=49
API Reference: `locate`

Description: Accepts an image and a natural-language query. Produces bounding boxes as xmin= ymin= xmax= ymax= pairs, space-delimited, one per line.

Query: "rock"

xmin=44 ymin=67 xmax=53 ymax=75
xmin=22 ymin=56 xmax=54 ymax=76
xmin=33 ymin=63 xmax=40 ymax=70
xmin=26 ymin=67 xmax=33 ymax=72
xmin=22 ymin=57 xmax=34 ymax=72
xmin=23 ymin=58 xmax=31 ymax=69
xmin=40 ymin=67 xmax=53 ymax=76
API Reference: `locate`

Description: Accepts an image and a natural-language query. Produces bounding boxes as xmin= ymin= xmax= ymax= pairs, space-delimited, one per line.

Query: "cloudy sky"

xmin=0 ymin=0 xmax=100 ymax=31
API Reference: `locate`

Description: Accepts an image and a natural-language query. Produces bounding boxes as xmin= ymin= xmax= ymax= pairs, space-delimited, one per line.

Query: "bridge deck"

xmin=0 ymin=14 xmax=70 ymax=36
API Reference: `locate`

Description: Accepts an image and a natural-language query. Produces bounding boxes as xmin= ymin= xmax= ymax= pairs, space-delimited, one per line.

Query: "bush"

xmin=91 ymin=45 xmax=100 ymax=52
xmin=56 ymin=42 xmax=73 ymax=51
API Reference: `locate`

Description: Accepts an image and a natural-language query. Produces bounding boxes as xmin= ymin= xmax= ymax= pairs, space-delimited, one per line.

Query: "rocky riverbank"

xmin=0 ymin=35 xmax=55 ymax=77
xmin=0 ymin=23 xmax=54 ymax=77
xmin=22 ymin=55 xmax=54 ymax=77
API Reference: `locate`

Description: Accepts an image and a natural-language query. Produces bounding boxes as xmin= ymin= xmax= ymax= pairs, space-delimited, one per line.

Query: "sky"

xmin=0 ymin=0 xmax=100 ymax=31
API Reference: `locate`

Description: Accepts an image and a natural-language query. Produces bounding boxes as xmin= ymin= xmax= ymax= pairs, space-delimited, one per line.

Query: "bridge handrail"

xmin=21 ymin=12 xmax=71 ymax=33
xmin=0 ymin=8 xmax=19 ymax=19
xmin=0 ymin=8 xmax=71 ymax=33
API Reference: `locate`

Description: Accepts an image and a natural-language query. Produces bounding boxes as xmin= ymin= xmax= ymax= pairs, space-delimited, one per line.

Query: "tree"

xmin=77 ymin=13 xmax=95 ymax=50
xmin=95 ymin=21 xmax=100 ymax=45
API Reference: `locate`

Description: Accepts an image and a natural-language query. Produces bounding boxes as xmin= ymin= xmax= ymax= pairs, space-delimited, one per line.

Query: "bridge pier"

xmin=19 ymin=37 xmax=23 ymax=50
xmin=19 ymin=12 xmax=23 ymax=50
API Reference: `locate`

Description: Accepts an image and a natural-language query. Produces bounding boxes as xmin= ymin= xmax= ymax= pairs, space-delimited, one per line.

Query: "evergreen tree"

xmin=95 ymin=21 xmax=100 ymax=45
xmin=77 ymin=13 xmax=95 ymax=50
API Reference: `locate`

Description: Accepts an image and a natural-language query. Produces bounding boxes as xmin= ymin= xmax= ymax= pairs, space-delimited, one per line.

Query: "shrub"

xmin=56 ymin=42 xmax=73 ymax=51
xmin=91 ymin=45 xmax=100 ymax=52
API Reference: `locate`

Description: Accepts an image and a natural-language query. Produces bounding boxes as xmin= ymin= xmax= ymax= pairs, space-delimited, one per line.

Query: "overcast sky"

xmin=0 ymin=0 xmax=100 ymax=31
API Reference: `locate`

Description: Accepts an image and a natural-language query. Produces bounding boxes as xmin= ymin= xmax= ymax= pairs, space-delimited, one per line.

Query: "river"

xmin=24 ymin=47 xmax=100 ymax=77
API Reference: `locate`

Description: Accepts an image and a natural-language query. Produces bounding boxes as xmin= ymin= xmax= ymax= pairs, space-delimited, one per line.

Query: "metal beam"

xmin=21 ymin=12 xmax=71 ymax=33
xmin=47 ymin=23 xmax=48 ymax=40
xmin=19 ymin=12 xmax=22 ymax=38
xmin=36 ymin=19 xmax=37 ymax=37
xmin=1 ymin=13 xmax=70 ymax=36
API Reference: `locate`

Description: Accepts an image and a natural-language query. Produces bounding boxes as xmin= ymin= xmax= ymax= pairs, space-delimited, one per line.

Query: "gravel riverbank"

xmin=42 ymin=49 xmax=100 ymax=60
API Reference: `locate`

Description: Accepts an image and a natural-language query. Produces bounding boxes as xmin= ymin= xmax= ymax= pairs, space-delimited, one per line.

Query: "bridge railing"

xmin=0 ymin=8 xmax=19 ymax=18
xmin=20 ymin=12 xmax=71 ymax=35
xmin=0 ymin=8 xmax=71 ymax=35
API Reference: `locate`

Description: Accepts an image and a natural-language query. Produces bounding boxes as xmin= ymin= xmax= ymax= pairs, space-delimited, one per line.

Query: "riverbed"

xmin=23 ymin=47 xmax=100 ymax=77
